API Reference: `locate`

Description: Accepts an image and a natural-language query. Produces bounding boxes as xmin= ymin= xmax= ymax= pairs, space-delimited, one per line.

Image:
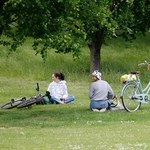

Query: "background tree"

xmin=0 ymin=0 xmax=149 ymax=72
xmin=0 ymin=0 xmax=8 ymax=34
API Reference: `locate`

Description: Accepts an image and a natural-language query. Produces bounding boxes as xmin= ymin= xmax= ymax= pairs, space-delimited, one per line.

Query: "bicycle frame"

xmin=120 ymin=61 xmax=150 ymax=112
xmin=143 ymin=81 xmax=150 ymax=94
xmin=126 ymin=74 xmax=150 ymax=103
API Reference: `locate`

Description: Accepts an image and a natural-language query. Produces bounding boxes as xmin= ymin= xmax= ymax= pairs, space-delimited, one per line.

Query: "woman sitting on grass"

xmin=46 ymin=72 xmax=75 ymax=104
xmin=89 ymin=70 xmax=114 ymax=112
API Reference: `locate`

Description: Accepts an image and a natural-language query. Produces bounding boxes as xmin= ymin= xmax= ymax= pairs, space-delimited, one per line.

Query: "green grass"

xmin=0 ymin=33 xmax=150 ymax=149
xmin=0 ymin=33 xmax=149 ymax=82
xmin=1 ymin=100 xmax=150 ymax=149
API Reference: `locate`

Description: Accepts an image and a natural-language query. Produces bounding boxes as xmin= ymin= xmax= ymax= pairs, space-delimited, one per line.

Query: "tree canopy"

xmin=0 ymin=0 xmax=149 ymax=72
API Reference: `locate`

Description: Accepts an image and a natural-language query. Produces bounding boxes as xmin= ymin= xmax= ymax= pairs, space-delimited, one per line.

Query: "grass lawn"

xmin=1 ymin=100 xmax=150 ymax=150
xmin=0 ymin=78 xmax=150 ymax=150
xmin=0 ymin=33 xmax=150 ymax=149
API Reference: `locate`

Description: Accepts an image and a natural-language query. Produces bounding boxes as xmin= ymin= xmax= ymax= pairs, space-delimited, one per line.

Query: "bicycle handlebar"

xmin=36 ymin=83 xmax=39 ymax=92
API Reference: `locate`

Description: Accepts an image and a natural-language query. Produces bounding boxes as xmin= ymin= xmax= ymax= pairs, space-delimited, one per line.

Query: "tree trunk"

xmin=0 ymin=28 xmax=2 ymax=35
xmin=88 ymin=31 xmax=103 ymax=73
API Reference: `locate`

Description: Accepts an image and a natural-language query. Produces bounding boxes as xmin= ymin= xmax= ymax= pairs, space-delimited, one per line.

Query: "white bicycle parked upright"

xmin=120 ymin=61 xmax=150 ymax=112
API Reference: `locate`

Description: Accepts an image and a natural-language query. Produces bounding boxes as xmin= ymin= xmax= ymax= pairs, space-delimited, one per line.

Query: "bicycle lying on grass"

xmin=120 ymin=60 xmax=150 ymax=112
xmin=0 ymin=83 xmax=51 ymax=109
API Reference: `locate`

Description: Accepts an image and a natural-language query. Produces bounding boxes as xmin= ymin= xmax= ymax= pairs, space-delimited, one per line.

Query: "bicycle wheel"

xmin=0 ymin=98 xmax=25 ymax=109
xmin=121 ymin=82 xmax=141 ymax=112
xmin=35 ymin=96 xmax=45 ymax=105
xmin=17 ymin=97 xmax=37 ymax=108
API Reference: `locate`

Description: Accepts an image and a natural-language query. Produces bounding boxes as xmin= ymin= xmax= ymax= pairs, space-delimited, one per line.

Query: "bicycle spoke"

xmin=0 ymin=99 xmax=24 ymax=109
xmin=121 ymin=83 xmax=141 ymax=112
xmin=17 ymin=98 xmax=37 ymax=108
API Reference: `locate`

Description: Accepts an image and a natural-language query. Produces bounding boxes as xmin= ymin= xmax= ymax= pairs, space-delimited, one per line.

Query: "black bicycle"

xmin=0 ymin=97 xmax=26 ymax=109
xmin=0 ymin=83 xmax=50 ymax=109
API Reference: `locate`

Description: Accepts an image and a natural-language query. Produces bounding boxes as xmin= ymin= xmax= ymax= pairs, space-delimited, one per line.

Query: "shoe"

xmin=60 ymin=98 xmax=65 ymax=104
xmin=61 ymin=101 xmax=65 ymax=104
xmin=99 ymin=108 xmax=106 ymax=112
xmin=92 ymin=108 xmax=106 ymax=112
xmin=92 ymin=109 xmax=100 ymax=112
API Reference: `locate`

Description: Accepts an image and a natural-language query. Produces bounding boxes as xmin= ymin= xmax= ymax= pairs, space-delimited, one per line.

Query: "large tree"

xmin=0 ymin=0 xmax=149 ymax=72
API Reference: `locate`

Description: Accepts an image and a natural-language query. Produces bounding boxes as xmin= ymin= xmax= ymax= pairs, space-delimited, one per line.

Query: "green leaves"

xmin=0 ymin=0 xmax=149 ymax=60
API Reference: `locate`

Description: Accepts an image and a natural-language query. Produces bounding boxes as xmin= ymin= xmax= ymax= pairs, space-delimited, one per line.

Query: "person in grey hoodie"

xmin=47 ymin=72 xmax=75 ymax=104
xmin=89 ymin=70 xmax=114 ymax=112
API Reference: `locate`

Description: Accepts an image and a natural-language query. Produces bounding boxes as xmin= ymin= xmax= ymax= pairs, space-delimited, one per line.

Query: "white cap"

xmin=92 ymin=70 xmax=102 ymax=79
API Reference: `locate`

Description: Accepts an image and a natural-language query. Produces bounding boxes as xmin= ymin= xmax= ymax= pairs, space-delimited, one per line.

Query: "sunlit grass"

xmin=0 ymin=33 xmax=149 ymax=82
xmin=1 ymin=102 xmax=150 ymax=149
xmin=0 ymin=33 xmax=150 ymax=149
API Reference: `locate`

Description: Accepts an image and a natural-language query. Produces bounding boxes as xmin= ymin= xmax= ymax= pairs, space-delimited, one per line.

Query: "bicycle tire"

xmin=121 ymin=82 xmax=141 ymax=112
xmin=0 ymin=98 xmax=25 ymax=109
xmin=17 ymin=97 xmax=37 ymax=108
xmin=35 ymin=96 xmax=44 ymax=104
